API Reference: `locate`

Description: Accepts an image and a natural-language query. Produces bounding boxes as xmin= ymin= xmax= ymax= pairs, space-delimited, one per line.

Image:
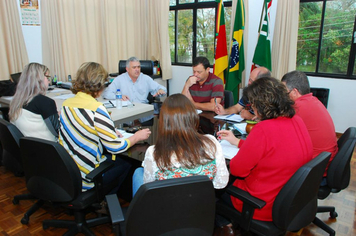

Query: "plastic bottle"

xmin=157 ymin=63 xmax=161 ymax=75
xmin=52 ymin=75 xmax=57 ymax=85
xmin=116 ymin=89 xmax=122 ymax=109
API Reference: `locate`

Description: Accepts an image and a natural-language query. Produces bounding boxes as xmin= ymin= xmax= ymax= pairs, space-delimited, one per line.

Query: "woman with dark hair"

xmin=217 ymin=77 xmax=313 ymax=222
xmin=10 ymin=63 xmax=59 ymax=141
xmin=132 ymin=93 xmax=229 ymax=196
xmin=59 ymin=62 xmax=151 ymax=193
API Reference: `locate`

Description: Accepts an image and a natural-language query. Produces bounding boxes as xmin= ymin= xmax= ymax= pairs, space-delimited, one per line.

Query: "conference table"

xmin=0 ymin=87 xmax=154 ymax=127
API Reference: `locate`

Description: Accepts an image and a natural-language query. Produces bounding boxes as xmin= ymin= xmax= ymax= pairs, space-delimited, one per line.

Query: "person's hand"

xmin=122 ymin=95 xmax=130 ymax=101
xmin=240 ymin=109 xmax=254 ymax=120
xmin=216 ymin=130 xmax=240 ymax=147
xmin=186 ymin=76 xmax=198 ymax=87
xmin=133 ymin=128 xmax=151 ymax=141
xmin=215 ymin=103 xmax=225 ymax=115
xmin=153 ymin=89 xmax=166 ymax=97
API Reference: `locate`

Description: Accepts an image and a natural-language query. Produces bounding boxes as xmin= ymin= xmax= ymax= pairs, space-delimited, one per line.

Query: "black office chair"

xmin=224 ymin=90 xmax=234 ymax=108
xmin=310 ymin=87 xmax=330 ymax=108
xmin=19 ymin=137 xmax=115 ymax=235
xmin=216 ymin=152 xmax=331 ymax=236
xmin=107 ymin=175 xmax=216 ymax=236
xmin=313 ymin=127 xmax=356 ymax=236
xmin=0 ymin=118 xmax=24 ymax=176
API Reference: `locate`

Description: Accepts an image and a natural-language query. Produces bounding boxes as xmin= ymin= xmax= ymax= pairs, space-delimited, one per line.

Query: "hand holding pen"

xmin=217 ymin=129 xmax=240 ymax=147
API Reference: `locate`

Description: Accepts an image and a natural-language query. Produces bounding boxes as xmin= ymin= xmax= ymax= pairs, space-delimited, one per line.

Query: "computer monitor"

xmin=10 ymin=73 xmax=22 ymax=84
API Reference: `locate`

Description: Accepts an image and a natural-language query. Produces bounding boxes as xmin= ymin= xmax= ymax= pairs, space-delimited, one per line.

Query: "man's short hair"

xmin=192 ymin=57 xmax=210 ymax=69
xmin=281 ymin=70 xmax=310 ymax=95
xmin=126 ymin=57 xmax=140 ymax=68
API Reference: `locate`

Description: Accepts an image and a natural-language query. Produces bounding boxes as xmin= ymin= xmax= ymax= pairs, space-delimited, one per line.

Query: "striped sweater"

xmin=59 ymin=92 xmax=131 ymax=191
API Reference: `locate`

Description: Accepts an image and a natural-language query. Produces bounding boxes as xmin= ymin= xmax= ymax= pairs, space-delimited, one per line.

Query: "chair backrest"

xmin=272 ymin=152 xmax=331 ymax=232
xmin=0 ymin=118 xmax=24 ymax=175
xmin=118 ymin=60 xmax=154 ymax=76
xmin=224 ymin=90 xmax=234 ymax=108
xmin=310 ymin=87 xmax=329 ymax=108
xmin=20 ymin=137 xmax=82 ymax=202
xmin=327 ymin=127 xmax=356 ymax=190
xmin=125 ymin=175 xmax=215 ymax=236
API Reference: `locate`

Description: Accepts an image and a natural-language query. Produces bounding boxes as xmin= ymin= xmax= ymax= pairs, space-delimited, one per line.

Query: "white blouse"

xmin=142 ymin=134 xmax=229 ymax=189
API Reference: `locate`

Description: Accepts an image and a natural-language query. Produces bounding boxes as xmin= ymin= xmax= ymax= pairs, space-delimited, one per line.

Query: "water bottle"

xmin=116 ymin=89 xmax=122 ymax=109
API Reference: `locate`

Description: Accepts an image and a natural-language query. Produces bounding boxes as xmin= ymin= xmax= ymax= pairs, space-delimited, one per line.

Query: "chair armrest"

xmin=106 ymin=194 xmax=125 ymax=236
xmin=86 ymin=161 xmax=114 ymax=181
xmin=226 ymin=185 xmax=266 ymax=209
xmin=225 ymin=185 xmax=266 ymax=231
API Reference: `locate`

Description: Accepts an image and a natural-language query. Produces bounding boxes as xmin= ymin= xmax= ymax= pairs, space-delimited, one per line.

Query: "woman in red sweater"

xmin=217 ymin=77 xmax=313 ymax=222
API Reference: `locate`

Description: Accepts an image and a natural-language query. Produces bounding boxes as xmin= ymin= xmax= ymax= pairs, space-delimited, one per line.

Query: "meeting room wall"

xmin=18 ymin=1 xmax=355 ymax=133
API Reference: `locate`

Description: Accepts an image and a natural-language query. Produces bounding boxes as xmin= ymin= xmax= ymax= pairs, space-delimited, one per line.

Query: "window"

xmin=169 ymin=0 xmax=232 ymax=65
xmin=297 ymin=0 xmax=356 ymax=79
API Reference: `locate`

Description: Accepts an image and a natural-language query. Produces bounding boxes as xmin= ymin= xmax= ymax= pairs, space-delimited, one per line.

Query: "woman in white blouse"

xmin=132 ymin=93 xmax=229 ymax=196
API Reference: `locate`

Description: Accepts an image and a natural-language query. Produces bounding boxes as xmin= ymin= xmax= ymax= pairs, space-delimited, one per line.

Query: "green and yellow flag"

xmin=226 ymin=0 xmax=245 ymax=104
xmin=213 ymin=0 xmax=228 ymax=83
xmin=252 ymin=0 xmax=272 ymax=71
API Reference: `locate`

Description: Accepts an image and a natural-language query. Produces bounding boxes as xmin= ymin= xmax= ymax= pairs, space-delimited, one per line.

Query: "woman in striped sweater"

xmin=59 ymin=62 xmax=151 ymax=193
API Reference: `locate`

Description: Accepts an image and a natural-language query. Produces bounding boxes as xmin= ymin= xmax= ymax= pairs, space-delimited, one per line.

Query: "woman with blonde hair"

xmin=132 ymin=93 xmax=229 ymax=196
xmin=10 ymin=63 xmax=59 ymax=141
xmin=59 ymin=62 xmax=151 ymax=193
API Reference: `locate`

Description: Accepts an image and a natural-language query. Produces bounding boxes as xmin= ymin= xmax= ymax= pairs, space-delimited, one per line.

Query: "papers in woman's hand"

xmin=116 ymin=129 xmax=134 ymax=139
xmin=214 ymin=114 xmax=243 ymax=123
xmin=196 ymin=109 xmax=203 ymax=114
xmin=220 ymin=139 xmax=239 ymax=160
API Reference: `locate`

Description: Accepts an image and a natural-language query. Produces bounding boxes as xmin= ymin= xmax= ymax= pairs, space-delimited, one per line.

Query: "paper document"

xmin=116 ymin=129 xmax=134 ymax=139
xmin=103 ymin=100 xmax=131 ymax=108
xmin=214 ymin=114 xmax=244 ymax=123
xmin=53 ymin=93 xmax=75 ymax=100
xmin=233 ymin=123 xmax=247 ymax=135
xmin=220 ymin=140 xmax=239 ymax=160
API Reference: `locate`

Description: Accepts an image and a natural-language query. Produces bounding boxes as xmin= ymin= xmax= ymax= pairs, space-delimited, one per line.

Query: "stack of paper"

xmin=103 ymin=100 xmax=130 ymax=108
xmin=220 ymin=139 xmax=239 ymax=160
xmin=233 ymin=123 xmax=247 ymax=135
xmin=214 ymin=114 xmax=243 ymax=123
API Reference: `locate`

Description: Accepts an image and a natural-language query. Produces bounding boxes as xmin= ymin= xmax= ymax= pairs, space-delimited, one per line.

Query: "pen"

xmin=109 ymin=100 xmax=115 ymax=107
xmin=214 ymin=97 xmax=218 ymax=107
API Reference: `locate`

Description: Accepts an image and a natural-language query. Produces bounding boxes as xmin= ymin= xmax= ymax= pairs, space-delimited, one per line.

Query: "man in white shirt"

xmin=103 ymin=57 xmax=167 ymax=125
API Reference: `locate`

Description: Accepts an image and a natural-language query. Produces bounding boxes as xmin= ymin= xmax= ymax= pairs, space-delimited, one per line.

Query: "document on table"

xmin=219 ymin=139 xmax=239 ymax=160
xmin=103 ymin=100 xmax=130 ymax=108
xmin=214 ymin=114 xmax=244 ymax=123
xmin=116 ymin=129 xmax=134 ymax=139
xmin=233 ymin=123 xmax=247 ymax=135
xmin=53 ymin=93 xmax=75 ymax=100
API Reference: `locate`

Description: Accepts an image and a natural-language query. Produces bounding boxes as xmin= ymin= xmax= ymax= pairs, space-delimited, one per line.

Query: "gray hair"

xmin=281 ymin=70 xmax=310 ymax=95
xmin=9 ymin=63 xmax=49 ymax=121
xmin=126 ymin=57 xmax=140 ymax=68
xmin=256 ymin=67 xmax=271 ymax=79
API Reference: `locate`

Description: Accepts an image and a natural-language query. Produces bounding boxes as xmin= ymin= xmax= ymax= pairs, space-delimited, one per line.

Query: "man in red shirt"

xmin=282 ymin=70 xmax=338 ymax=181
xmin=181 ymin=57 xmax=224 ymax=111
